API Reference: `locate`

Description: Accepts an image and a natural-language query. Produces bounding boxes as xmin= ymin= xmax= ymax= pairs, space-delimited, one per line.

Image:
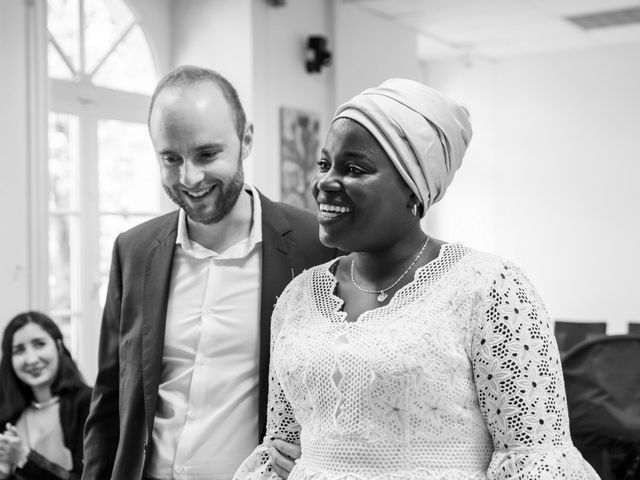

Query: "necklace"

xmin=351 ymin=236 xmax=430 ymax=302
xmin=31 ymin=396 xmax=60 ymax=410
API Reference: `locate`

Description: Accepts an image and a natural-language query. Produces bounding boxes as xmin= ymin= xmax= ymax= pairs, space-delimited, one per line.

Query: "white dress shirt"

xmin=146 ymin=187 xmax=263 ymax=480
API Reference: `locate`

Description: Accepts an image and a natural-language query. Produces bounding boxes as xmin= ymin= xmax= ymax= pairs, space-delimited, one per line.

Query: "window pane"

xmin=99 ymin=214 xmax=154 ymax=306
xmin=49 ymin=213 xmax=79 ymax=312
xmin=50 ymin=314 xmax=78 ymax=359
xmin=49 ymin=112 xmax=79 ymax=211
xmin=98 ymin=119 xmax=161 ymax=213
xmin=48 ymin=41 xmax=75 ymax=79
xmin=84 ymin=0 xmax=135 ymax=73
xmin=92 ymin=25 xmax=156 ymax=94
xmin=47 ymin=0 xmax=80 ymax=74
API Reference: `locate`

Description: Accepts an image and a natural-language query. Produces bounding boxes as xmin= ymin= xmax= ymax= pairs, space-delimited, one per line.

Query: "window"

xmin=45 ymin=0 xmax=165 ymax=370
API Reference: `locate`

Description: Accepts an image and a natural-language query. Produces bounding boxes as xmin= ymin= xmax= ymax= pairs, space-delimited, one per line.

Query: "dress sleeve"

xmin=234 ymin=277 xmax=304 ymax=480
xmin=470 ymin=260 xmax=600 ymax=479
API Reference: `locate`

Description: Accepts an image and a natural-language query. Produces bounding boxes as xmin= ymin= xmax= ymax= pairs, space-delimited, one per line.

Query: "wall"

xmin=334 ymin=1 xmax=421 ymax=105
xmin=423 ymin=44 xmax=640 ymax=334
xmin=128 ymin=0 xmax=172 ymax=75
xmin=250 ymin=0 xmax=334 ymax=199
xmin=169 ymin=0 xmax=255 ymax=161
xmin=0 ymin=0 xmax=33 ymax=332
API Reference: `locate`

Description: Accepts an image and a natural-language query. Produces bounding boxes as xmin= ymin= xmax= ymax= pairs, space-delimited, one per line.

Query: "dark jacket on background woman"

xmin=1 ymin=385 xmax=91 ymax=480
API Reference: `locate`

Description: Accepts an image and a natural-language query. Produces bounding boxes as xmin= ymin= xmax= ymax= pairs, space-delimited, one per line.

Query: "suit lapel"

xmin=258 ymin=193 xmax=296 ymax=438
xmin=141 ymin=216 xmax=178 ymax=439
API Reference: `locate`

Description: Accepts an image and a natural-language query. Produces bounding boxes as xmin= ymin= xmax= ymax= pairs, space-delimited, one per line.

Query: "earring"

xmin=411 ymin=203 xmax=418 ymax=217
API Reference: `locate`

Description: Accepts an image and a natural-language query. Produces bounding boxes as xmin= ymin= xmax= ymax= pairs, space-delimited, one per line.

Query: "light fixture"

xmin=305 ymin=36 xmax=332 ymax=73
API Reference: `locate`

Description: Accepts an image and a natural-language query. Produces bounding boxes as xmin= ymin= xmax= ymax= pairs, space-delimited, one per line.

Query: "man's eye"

xmin=198 ymin=151 xmax=219 ymax=161
xmin=162 ymin=155 xmax=181 ymax=165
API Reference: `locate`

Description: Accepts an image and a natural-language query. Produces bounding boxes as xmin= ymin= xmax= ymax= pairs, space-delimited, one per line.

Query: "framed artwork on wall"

xmin=280 ymin=106 xmax=321 ymax=210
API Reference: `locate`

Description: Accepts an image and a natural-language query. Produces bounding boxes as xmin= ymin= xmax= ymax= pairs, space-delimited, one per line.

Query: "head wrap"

xmin=332 ymin=78 xmax=472 ymax=216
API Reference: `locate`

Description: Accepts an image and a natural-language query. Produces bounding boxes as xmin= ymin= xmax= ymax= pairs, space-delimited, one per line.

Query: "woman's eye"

xmin=346 ymin=165 xmax=365 ymax=175
xmin=316 ymin=159 xmax=330 ymax=172
xmin=11 ymin=346 xmax=24 ymax=356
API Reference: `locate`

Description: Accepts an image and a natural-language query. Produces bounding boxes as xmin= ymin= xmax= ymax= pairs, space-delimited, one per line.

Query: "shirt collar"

xmin=175 ymin=184 xmax=263 ymax=259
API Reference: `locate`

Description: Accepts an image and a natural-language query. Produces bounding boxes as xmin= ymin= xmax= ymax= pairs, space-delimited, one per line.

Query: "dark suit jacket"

xmin=82 ymin=191 xmax=336 ymax=480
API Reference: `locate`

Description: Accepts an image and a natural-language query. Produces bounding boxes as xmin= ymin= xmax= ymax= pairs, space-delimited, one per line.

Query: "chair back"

xmin=628 ymin=322 xmax=640 ymax=334
xmin=563 ymin=334 xmax=640 ymax=479
xmin=554 ymin=320 xmax=606 ymax=355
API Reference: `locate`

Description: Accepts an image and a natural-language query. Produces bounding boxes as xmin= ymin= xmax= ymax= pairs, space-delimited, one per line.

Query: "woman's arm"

xmin=234 ymin=276 xmax=305 ymax=480
xmin=470 ymin=259 xmax=598 ymax=479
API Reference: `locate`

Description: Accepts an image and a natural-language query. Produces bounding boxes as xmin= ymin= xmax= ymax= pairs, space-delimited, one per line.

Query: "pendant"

xmin=377 ymin=291 xmax=388 ymax=302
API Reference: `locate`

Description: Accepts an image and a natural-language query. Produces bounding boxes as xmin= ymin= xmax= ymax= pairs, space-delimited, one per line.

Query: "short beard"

xmin=164 ymin=163 xmax=245 ymax=225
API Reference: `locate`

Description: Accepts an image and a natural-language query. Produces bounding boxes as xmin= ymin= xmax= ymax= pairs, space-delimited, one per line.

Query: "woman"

xmin=235 ymin=79 xmax=599 ymax=479
xmin=0 ymin=312 xmax=91 ymax=479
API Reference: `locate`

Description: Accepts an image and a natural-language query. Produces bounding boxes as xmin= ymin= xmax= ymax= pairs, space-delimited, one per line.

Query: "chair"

xmin=563 ymin=334 xmax=640 ymax=479
xmin=628 ymin=322 xmax=640 ymax=334
xmin=553 ymin=320 xmax=607 ymax=355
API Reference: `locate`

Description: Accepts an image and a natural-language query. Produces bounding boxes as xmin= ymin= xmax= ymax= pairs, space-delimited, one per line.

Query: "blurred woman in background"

xmin=0 ymin=311 xmax=91 ymax=479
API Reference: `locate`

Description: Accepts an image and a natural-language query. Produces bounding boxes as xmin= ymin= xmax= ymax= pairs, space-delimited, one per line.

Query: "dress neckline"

xmin=322 ymin=243 xmax=464 ymax=324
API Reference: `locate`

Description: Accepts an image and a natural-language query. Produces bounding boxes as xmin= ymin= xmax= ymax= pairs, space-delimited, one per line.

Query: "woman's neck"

xmin=31 ymin=385 xmax=54 ymax=403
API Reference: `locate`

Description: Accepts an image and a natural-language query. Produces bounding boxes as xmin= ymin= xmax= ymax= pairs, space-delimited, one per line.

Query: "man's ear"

xmin=240 ymin=122 xmax=254 ymax=161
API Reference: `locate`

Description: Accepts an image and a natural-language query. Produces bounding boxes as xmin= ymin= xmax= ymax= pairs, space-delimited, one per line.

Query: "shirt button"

xmin=198 ymin=356 xmax=207 ymax=365
xmin=187 ymin=410 xmax=197 ymax=420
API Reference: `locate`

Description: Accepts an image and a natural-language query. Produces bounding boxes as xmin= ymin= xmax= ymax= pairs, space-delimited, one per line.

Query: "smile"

xmin=23 ymin=367 xmax=44 ymax=377
xmin=317 ymin=203 xmax=352 ymax=223
xmin=184 ymin=185 xmax=214 ymax=199
xmin=318 ymin=203 xmax=352 ymax=215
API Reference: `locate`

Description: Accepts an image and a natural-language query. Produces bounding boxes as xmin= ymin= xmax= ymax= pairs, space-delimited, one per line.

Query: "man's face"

xmin=149 ymin=83 xmax=252 ymax=225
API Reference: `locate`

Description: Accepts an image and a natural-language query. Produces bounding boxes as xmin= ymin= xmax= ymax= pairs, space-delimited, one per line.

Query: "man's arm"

xmin=82 ymin=239 xmax=123 ymax=479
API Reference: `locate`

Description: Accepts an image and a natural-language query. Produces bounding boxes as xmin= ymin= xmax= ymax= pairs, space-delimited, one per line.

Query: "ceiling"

xmin=345 ymin=0 xmax=640 ymax=61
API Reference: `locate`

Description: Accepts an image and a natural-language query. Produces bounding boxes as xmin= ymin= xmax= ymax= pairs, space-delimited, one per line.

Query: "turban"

xmin=332 ymin=78 xmax=472 ymax=216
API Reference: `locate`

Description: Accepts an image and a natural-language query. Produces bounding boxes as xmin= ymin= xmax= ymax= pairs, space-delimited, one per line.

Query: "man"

xmin=82 ymin=66 xmax=336 ymax=480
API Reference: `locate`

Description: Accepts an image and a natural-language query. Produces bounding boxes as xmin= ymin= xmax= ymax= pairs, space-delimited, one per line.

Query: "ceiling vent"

xmin=566 ymin=6 xmax=640 ymax=29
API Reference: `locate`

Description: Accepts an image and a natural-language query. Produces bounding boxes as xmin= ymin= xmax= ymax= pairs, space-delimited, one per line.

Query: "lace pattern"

xmin=234 ymin=244 xmax=599 ymax=479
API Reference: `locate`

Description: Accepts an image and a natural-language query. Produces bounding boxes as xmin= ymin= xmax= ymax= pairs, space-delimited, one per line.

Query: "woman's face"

xmin=11 ymin=322 xmax=59 ymax=395
xmin=312 ymin=118 xmax=414 ymax=251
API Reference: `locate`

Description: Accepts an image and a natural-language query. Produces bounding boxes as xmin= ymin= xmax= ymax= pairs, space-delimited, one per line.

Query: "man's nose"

xmin=179 ymin=160 xmax=205 ymax=187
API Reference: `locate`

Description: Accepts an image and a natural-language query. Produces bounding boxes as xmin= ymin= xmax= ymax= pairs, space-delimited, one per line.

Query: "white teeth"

xmin=186 ymin=186 xmax=212 ymax=198
xmin=319 ymin=204 xmax=351 ymax=214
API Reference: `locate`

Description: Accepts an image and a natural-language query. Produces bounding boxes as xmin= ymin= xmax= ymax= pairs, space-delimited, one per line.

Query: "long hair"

xmin=0 ymin=311 xmax=87 ymax=422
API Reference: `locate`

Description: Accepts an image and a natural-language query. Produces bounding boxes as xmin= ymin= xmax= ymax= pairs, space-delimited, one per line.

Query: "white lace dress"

xmin=234 ymin=244 xmax=599 ymax=479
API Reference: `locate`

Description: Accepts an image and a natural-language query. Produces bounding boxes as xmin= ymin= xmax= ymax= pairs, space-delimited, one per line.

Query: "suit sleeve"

xmin=81 ymin=238 xmax=123 ymax=479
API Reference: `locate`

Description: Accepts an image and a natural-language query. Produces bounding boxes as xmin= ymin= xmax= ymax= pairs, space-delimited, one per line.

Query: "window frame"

xmin=35 ymin=0 xmax=161 ymax=380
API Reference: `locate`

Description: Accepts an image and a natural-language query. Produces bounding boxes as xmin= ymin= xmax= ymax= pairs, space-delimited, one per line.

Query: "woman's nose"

xmin=179 ymin=160 xmax=205 ymax=187
xmin=23 ymin=347 xmax=39 ymax=364
xmin=314 ymin=169 xmax=341 ymax=192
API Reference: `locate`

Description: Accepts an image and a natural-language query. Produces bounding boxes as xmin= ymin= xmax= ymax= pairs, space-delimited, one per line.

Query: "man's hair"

xmin=148 ymin=65 xmax=247 ymax=139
